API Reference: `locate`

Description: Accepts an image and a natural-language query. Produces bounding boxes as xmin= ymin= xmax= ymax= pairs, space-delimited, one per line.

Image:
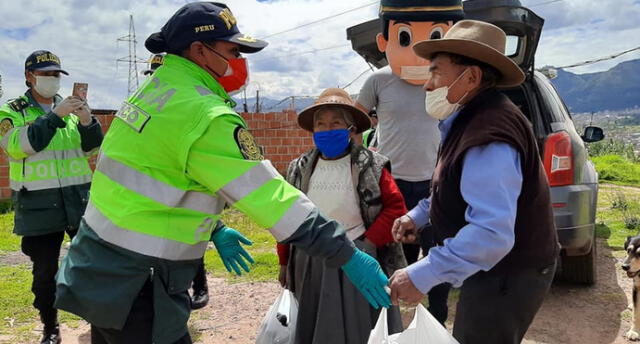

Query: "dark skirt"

xmin=287 ymin=238 xmax=404 ymax=344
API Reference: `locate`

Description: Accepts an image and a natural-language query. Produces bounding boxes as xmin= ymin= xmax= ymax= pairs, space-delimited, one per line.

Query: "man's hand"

xmin=211 ymin=226 xmax=255 ymax=275
xmin=342 ymin=249 xmax=391 ymax=309
xmin=392 ymin=215 xmax=418 ymax=243
xmin=278 ymin=265 xmax=287 ymax=287
xmin=73 ymin=102 xmax=92 ymax=126
xmin=389 ymin=268 xmax=425 ymax=306
xmin=53 ymin=97 xmax=84 ymax=118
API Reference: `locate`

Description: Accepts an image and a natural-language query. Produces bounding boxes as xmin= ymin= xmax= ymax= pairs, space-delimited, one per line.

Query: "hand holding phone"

xmin=72 ymin=82 xmax=88 ymax=101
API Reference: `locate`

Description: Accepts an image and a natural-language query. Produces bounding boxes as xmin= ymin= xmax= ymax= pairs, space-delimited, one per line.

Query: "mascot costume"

xmin=355 ymin=0 xmax=464 ymax=325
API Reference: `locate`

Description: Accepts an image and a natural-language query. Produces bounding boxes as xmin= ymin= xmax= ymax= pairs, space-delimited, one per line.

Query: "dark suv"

xmin=346 ymin=0 xmax=605 ymax=284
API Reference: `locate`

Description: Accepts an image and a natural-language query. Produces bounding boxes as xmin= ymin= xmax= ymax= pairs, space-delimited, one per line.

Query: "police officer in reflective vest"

xmin=0 ymin=51 xmax=103 ymax=344
xmin=143 ymin=52 xmax=214 ymax=311
xmin=55 ymin=2 xmax=391 ymax=343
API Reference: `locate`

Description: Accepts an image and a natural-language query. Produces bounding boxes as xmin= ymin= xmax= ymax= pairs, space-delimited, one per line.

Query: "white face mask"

xmin=400 ymin=65 xmax=430 ymax=80
xmin=32 ymin=75 xmax=61 ymax=99
xmin=425 ymin=69 xmax=469 ymax=121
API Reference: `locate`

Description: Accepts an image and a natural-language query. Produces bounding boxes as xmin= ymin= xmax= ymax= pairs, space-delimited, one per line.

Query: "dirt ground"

xmin=12 ymin=238 xmax=639 ymax=343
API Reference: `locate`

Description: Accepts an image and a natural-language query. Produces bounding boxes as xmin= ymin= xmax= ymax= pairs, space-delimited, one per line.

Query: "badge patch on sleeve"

xmin=0 ymin=119 xmax=14 ymax=136
xmin=234 ymin=127 xmax=263 ymax=160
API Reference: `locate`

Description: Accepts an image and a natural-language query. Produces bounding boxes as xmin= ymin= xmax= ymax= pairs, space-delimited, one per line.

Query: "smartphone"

xmin=72 ymin=82 xmax=88 ymax=101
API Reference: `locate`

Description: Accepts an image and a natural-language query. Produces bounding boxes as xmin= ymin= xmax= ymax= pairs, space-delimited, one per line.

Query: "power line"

xmin=341 ymin=67 xmax=373 ymax=90
xmin=260 ymin=1 xmax=377 ymax=39
xmin=251 ymin=44 xmax=351 ymax=62
xmin=555 ymin=45 xmax=640 ymax=69
xmin=529 ymin=0 xmax=564 ymax=7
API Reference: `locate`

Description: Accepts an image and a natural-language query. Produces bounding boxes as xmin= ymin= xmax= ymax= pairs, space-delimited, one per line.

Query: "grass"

xmin=0 ymin=264 xmax=81 ymax=340
xmin=0 ymin=182 xmax=637 ymax=338
xmin=0 ymin=208 xmax=278 ymax=339
xmin=204 ymin=209 xmax=280 ymax=283
xmin=594 ymin=184 xmax=640 ymax=250
xmin=592 ymin=155 xmax=640 ymax=188
xmin=0 ymin=212 xmax=19 ymax=254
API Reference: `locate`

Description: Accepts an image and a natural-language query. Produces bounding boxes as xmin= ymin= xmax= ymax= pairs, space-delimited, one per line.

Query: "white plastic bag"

xmin=256 ymin=289 xmax=298 ymax=344
xmin=367 ymin=304 xmax=459 ymax=344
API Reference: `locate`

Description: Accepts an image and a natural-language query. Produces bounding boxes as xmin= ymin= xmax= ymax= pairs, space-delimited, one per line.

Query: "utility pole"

xmin=255 ymin=90 xmax=260 ymax=113
xmin=243 ymin=89 xmax=248 ymax=113
xmin=117 ymin=15 xmax=146 ymax=96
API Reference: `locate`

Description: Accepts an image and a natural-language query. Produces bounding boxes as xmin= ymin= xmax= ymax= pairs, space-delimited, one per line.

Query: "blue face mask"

xmin=313 ymin=128 xmax=351 ymax=158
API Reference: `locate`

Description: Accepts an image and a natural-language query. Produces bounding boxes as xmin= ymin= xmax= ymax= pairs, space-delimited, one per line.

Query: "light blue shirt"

xmin=406 ymin=110 xmax=523 ymax=293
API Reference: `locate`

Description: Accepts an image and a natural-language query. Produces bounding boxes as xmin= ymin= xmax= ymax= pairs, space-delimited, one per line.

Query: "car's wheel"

xmin=560 ymin=240 xmax=597 ymax=285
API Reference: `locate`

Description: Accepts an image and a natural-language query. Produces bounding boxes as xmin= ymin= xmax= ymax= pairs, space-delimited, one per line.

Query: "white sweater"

xmin=307 ymin=155 xmax=366 ymax=241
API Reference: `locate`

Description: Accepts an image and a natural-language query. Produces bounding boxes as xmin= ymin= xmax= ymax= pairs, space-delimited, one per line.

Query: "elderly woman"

xmin=276 ymin=88 xmax=406 ymax=344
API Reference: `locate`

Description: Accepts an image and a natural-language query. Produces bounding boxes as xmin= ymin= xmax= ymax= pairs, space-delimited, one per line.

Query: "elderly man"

xmin=389 ymin=20 xmax=558 ymax=344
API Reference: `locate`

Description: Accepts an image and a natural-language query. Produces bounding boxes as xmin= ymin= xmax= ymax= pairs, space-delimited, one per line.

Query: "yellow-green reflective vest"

xmin=0 ymin=95 xmax=93 ymax=191
xmin=85 ymin=54 xmax=313 ymax=261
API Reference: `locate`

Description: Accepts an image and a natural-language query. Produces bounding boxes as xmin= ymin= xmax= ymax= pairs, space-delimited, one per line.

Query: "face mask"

xmin=216 ymin=57 xmax=249 ymax=96
xmin=32 ymin=75 xmax=61 ymax=99
xmin=203 ymin=44 xmax=249 ymax=96
xmin=400 ymin=65 xmax=430 ymax=80
xmin=425 ymin=69 xmax=469 ymax=121
xmin=313 ymin=128 xmax=351 ymax=158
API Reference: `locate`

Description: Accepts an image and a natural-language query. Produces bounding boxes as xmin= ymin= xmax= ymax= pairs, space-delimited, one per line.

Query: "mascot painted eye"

xmin=430 ymin=26 xmax=444 ymax=40
xmin=398 ymin=26 xmax=413 ymax=47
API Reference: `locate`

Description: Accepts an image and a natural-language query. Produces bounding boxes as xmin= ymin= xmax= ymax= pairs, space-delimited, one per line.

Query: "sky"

xmin=0 ymin=0 xmax=639 ymax=109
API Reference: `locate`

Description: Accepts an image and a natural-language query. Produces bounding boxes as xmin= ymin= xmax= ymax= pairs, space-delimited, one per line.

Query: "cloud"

xmin=0 ymin=0 xmax=637 ymax=108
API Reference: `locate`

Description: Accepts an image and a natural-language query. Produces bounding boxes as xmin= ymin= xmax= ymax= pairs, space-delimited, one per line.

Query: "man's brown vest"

xmin=429 ymin=88 xmax=559 ymax=272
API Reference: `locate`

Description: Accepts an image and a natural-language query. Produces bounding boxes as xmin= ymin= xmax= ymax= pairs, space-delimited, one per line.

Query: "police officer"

xmin=142 ymin=52 xmax=213 ymax=311
xmin=55 ymin=3 xmax=391 ymax=343
xmin=0 ymin=51 xmax=103 ymax=344
xmin=142 ymin=53 xmax=165 ymax=76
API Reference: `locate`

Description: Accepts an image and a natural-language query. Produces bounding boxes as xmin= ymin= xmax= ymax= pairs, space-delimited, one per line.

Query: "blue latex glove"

xmin=211 ymin=226 xmax=255 ymax=276
xmin=341 ymin=249 xmax=391 ymax=309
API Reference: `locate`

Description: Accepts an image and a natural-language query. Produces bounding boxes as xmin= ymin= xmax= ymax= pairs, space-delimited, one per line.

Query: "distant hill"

xmin=233 ymin=96 xmax=315 ymax=113
xmin=551 ymin=59 xmax=640 ymax=113
xmin=235 ymin=59 xmax=640 ymax=114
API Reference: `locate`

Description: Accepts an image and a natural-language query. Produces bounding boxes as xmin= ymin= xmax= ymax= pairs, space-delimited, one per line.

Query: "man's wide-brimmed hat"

xmin=412 ymin=20 xmax=525 ymax=87
xmin=298 ymin=88 xmax=371 ymax=134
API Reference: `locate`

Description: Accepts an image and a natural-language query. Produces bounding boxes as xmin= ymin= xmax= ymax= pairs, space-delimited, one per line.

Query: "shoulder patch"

xmin=234 ymin=127 xmax=263 ymax=161
xmin=8 ymin=98 xmax=28 ymax=112
xmin=0 ymin=119 xmax=13 ymax=136
xmin=114 ymin=101 xmax=151 ymax=133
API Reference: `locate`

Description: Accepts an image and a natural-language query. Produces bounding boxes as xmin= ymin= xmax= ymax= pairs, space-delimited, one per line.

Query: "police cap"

xmin=145 ymin=2 xmax=267 ymax=55
xmin=24 ymin=50 xmax=69 ymax=75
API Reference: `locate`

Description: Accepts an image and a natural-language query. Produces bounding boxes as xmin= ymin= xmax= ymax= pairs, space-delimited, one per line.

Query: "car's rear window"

xmin=536 ymin=75 xmax=571 ymax=123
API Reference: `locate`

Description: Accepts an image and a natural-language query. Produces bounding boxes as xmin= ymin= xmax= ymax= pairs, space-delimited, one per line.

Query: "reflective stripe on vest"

xmin=8 ymin=148 xmax=94 ymax=191
xmin=19 ymin=127 xmax=36 ymax=155
xmin=25 ymin=148 xmax=88 ymax=162
xmin=84 ymin=201 xmax=208 ymax=261
xmin=217 ymin=159 xmax=314 ymax=241
xmin=96 ymin=152 xmax=225 ymax=214
xmin=10 ymin=174 xmax=93 ymax=191
xmin=269 ymin=194 xmax=315 ymax=242
xmin=217 ymin=160 xmax=281 ymax=205
xmin=0 ymin=127 xmax=16 ymax=150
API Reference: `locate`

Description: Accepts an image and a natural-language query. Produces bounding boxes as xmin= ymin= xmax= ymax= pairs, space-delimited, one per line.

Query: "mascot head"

xmin=377 ymin=0 xmax=464 ymax=85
